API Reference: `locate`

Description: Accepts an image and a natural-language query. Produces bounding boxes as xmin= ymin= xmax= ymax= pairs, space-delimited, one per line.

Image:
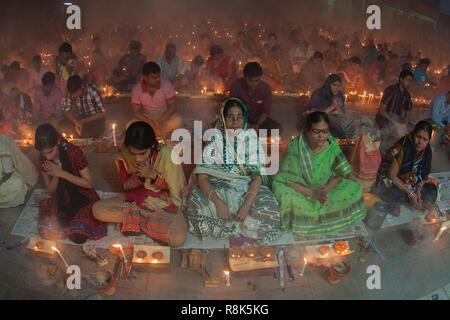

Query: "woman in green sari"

xmin=182 ymin=98 xmax=281 ymax=245
xmin=273 ymin=111 xmax=366 ymax=237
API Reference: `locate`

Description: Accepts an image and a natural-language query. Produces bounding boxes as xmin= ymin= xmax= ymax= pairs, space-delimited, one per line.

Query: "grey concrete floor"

xmin=0 ymin=96 xmax=449 ymax=300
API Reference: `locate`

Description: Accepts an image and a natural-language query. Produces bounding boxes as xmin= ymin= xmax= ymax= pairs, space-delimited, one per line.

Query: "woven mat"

xmin=11 ymin=189 xmax=368 ymax=249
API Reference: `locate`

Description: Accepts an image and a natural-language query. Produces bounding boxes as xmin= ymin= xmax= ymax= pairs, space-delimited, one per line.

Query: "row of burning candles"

xmin=224 ymin=241 xmax=352 ymax=285
xmin=34 ymin=225 xmax=448 ymax=287
xmin=61 ymin=123 xmax=118 ymax=146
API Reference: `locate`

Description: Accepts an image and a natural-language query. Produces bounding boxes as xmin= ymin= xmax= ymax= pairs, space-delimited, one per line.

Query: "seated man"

xmin=111 ymin=40 xmax=146 ymax=91
xmin=263 ymin=45 xmax=290 ymax=91
xmin=429 ymin=91 xmax=450 ymax=148
xmin=177 ymin=55 xmax=205 ymax=93
xmin=29 ymin=55 xmax=50 ymax=95
xmin=413 ymin=58 xmax=435 ymax=91
xmin=6 ymin=87 xmax=33 ymax=125
xmin=63 ymin=75 xmax=106 ymax=138
xmin=323 ymin=41 xmax=342 ymax=73
xmin=55 ymin=42 xmax=76 ymax=79
xmin=87 ymin=49 xmax=111 ymax=88
xmin=33 ymin=72 xmax=62 ymax=126
xmin=297 ymin=51 xmax=326 ymax=91
xmin=375 ymin=70 xmax=414 ymax=131
xmin=157 ymin=43 xmax=183 ymax=83
xmin=9 ymin=61 xmax=30 ymax=94
xmin=232 ymin=31 xmax=254 ymax=65
xmin=229 ymin=62 xmax=282 ymax=135
xmin=93 ymin=121 xmax=187 ymax=247
xmin=130 ymin=62 xmax=179 ymax=139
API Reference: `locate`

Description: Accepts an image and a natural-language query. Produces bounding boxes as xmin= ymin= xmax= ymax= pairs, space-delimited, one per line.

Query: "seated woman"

xmin=182 ymin=98 xmax=281 ymax=245
xmin=302 ymin=74 xmax=357 ymax=138
xmin=0 ymin=134 xmax=38 ymax=208
xmin=375 ymin=121 xmax=437 ymax=211
xmin=34 ymin=124 xmax=107 ymax=244
xmin=93 ymin=121 xmax=187 ymax=247
xmin=273 ymin=111 xmax=366 ymax=237
xmin=206 ymin=45 xmax=237 ymax=91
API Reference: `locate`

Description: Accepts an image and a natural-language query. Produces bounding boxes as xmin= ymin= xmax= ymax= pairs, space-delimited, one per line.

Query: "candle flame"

xmin=224 ymin=270 xmax=229 ymax=276
xmin=151 ymin=259 xmax=158 ymax=263
xmin=304 ymin=258 xmax=307 ymax=263
xmin=137 ymin=258 xmax=143 ymax=262
xmin=113 ymin=244 xmax=121 ymax=248
xmin=51 ymin=246 xmax=58 ymax=252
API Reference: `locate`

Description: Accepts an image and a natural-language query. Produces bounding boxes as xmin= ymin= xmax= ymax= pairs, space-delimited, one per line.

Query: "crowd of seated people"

xmin=0 ymin=21 xmax=448 ymax=249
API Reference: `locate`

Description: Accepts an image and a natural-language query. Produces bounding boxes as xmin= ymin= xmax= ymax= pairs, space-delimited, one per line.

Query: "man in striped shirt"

xmin=376 ymin=70 xmax=414 ymax=129
xmin=63 ymin=75 xmax=106 ymax=138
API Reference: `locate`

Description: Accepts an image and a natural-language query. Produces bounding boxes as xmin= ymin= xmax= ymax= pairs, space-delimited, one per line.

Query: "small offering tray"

xmin=229 ymin=247 xmax=279 ymax=272
xmin=132 ymin=245 xmax=170 ymax=265
xmin=27 ymin=237 xmax=57 ymax=255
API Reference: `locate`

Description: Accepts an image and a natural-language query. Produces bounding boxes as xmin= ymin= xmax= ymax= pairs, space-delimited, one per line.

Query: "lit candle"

xmin=52 ymin=246 xmax=69 ymax=268
xmin=433 ymin=225 xmax=448 ymax=242
xmin=113 ymin=243 xmax=127 ymax=263
xmin=112 ymin=123 xmax=117 ymax=147
xmin=300 ymin=257 xmax=307 ymax=276
xmin=224 ymin=270 xmax=231 ymax=286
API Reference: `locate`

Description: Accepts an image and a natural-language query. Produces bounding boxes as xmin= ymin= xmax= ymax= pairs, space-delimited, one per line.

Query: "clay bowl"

xmin=260 ymin=246 xmax=275 ymax=259
xmin=245 ymin=246 xmax=259 ymax=258
xmin=136 ymin=250 xmax=147 ymax=259
xmin=152 ymin=251 xmax=163 ymax=260
xmin=229 ymin=246 xmax=244 ymax=259
xmin=319 ymin=245 xmax=331 ymax=256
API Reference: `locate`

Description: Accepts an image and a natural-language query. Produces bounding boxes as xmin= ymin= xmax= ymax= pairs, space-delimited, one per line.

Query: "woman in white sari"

xmin=182 ymin=98 xmax=281 ymax=245
xmin=0 ymin=134 xmax=38 ymax=208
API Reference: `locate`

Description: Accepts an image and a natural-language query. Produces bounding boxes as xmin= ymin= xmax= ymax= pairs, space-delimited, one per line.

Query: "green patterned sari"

xmin=272 ymin=132 xmax=366 ymax=236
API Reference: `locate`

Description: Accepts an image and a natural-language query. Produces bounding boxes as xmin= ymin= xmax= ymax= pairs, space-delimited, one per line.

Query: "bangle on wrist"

xmin=208 ymin=190 xmax=216 ymax=200
xmin=407 ymin=190 xmax=415 ymax=199
xmin=245 ymin=191 xmax=257 ymax=199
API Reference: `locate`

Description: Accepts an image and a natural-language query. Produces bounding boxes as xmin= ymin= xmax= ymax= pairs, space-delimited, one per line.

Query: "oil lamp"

xmin=334 ymin=241 xmax=349 ymax=255
xmin=245 ymin=246 xmax=258 ymax=258
xmin=229 ymin=246 xmax=243 ymax=259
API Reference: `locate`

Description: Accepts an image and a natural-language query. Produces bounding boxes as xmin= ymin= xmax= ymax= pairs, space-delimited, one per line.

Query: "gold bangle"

xmin=245 ymin=191 xmax=258 ymax=199
xmin=208 ymin=190 xmax=215 ymax=200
